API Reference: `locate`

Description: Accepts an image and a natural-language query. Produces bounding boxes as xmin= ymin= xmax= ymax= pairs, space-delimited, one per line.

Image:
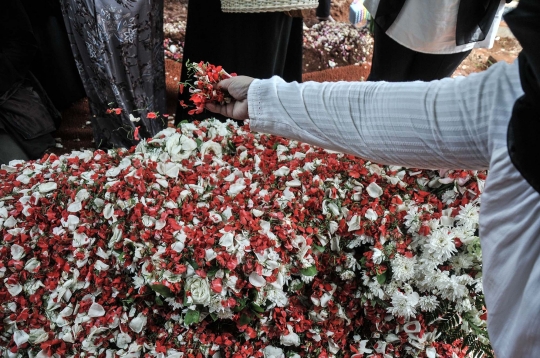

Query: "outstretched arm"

xmin=246 ymin=61 xmax=522 ymax=170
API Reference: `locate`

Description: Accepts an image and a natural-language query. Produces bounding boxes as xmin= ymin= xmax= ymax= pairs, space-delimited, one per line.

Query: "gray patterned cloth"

xmin=60 ymin=0 xmax=166 ymax=149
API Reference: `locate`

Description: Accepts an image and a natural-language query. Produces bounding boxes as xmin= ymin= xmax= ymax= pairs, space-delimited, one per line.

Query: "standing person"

xmin=316 ymin=0 xmax=333 ymax=22
xmin=205 ymin=1 xmax=540 ymax=356
xmin=176 ymin=0 xmax=304 ymax=123
xmin=364 ymin=0 xmax=507 ymax=82
xmin=60 ymin=0 xmax=167 ymax=149
xmin=0 ymin=0 xmax=59 ymax=164
xmin=20 ymin=0 xmax=86 ymax=112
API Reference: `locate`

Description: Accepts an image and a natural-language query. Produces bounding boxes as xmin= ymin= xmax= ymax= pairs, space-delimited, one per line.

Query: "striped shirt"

xmin=248 ymin=60 xmax=540 ymax=357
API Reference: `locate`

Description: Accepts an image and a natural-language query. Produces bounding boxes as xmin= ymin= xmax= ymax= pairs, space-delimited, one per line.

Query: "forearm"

xmin=248 ymin=61 xmax=522 ymax=169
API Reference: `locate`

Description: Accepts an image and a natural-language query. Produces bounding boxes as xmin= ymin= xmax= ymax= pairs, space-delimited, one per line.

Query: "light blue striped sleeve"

xmin=248 ymin=60 xmax=523 ymax=170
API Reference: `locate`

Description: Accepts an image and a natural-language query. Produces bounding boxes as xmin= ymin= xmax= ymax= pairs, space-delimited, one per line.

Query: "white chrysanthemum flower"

xmin=450 ymin=253 xmax=474 ymax=274
xmin=441 ymin=189 xmax=458 ymax=204
xmin=391 ymin=254 xmax=417 ymax=282
xmin=425 ymin=229 xmax=457 ymax=262
xmin=418 ymin=295 xmax=439 ymax=312
xmin=165 ymin=297 xmax=184 ymax=310
xmin=372 ymin=248 xmax=385 ymax=264
xmin=340 ymin=270 xmax=355 ymax=280
xmin=404 ymin=206 xmax=421 ymax=233
xmin=387 ymin=291 xmax=419 ymax=320
xmin=266 ymin=288 xmax=288 ymax=308
xmin=456 ymin=297 xmax=473 ymax=313
xmin=455 ymin=202 xmax=480 ymax=230
xmin=344 ymin=252 xmax=358 ymax=270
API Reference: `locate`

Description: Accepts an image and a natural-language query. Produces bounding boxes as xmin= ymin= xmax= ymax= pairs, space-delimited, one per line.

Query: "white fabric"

xmin=247 ymin=60 xmax=540 ymax=357
xmin=363 ymin=0 xmax=506 ymax=54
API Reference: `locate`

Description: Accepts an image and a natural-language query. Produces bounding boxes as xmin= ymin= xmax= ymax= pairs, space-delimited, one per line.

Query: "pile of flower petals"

xmin=303 ymin=21 xmax=374 ymax=71
xmin=0 ymin=119 xmax=489 ymax=357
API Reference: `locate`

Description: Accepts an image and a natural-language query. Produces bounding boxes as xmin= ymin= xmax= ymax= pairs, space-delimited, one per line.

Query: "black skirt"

xmin=176 ymin=0 xmax=303 ymax=122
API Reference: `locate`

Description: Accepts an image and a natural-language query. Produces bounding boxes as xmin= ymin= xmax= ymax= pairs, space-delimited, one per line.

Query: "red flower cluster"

xmin=180 ymin=61 xmax=237 ymax=115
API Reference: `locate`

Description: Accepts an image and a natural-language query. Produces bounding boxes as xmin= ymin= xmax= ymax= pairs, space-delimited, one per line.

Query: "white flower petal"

xmin=129 ymin=314 xmax=147 ymax=333
xmin=365 ymin=208 xmax=378 ymax=221
xmin=67 ymin=201 xmax=83 ymax=213
xmin=3 ymin=216 xmax=17 ymax=228
xmin=24 ymin=257 xmax=41 ymax=272
xmin=252 ymin=209 xmax=264 ymax=217
xmin=249 ymin=272 xmax=266 ymax=287
xmin=347 ymin=215 xmax=361 ymax=232
xmin=5 ymin=280 xmax=23 ymax=296
xmin=366 ymin=182 xmax=383 ymax=198
xmin=11 ymin=244 xmax=26 ymax=260
xmin=13 ymin=330 xmax=29 ymax=347
xmin=103 ymin=203 xmax=114 ymax=219
xmin=38 ymin=182 xmax=57 ymax=193
xmin=88 ymin=302 xmax=106 ymax=317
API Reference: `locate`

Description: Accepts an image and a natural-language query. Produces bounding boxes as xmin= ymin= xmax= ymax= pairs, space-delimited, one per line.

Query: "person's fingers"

xmin=205 ymin=102 xmax=228 ymax=116
xmin=205 ymin=101 xmax=249 ymax=120
xmin=217 ymin=76 xmax=254 ymax=101
xmin=216 ymin=78 xmax=234 ymax=93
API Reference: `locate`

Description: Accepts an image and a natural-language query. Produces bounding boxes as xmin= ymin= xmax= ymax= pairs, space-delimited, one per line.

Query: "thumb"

xmin=216 ymin=78 xmax=234 ymax=93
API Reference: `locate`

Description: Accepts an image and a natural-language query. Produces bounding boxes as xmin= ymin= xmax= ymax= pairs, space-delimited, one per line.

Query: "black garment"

xmin=505 ymin=0 xmax=540 ymax=194
xmin=0 ymin=0 xmax=58 ymax=162
xmin=367 ymin=22 xmax=471 ymax=82
xmin=0 ymin=0 xmax=39 ymax=95
xmin=373 ymin=0 xmax=504 ymax=46
xmin=316 ymin=0 xmax=331 ymax=19
xmin=60 ymin=0 xmax=167 ymax=149
xmin=20 ymin=0 xmax=86 ymax=111
xmin=176 ymin=0 xmax=303 ymax=122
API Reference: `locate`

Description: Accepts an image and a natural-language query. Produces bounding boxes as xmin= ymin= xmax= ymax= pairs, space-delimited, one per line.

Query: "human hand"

xmin=205 ymin=76 xmax=255 ymax=120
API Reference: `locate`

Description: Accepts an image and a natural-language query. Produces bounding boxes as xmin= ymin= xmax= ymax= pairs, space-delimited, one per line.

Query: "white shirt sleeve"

xmin=247 ymin=60 xmax=523 ymax=170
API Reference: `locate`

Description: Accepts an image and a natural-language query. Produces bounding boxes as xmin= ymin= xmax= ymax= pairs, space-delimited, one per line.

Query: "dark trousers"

xmin=316 ymin=0 xmax=331 ymax=18
xmin=176 ymin=0 xmax=303 ymax=122
xmin=367 ymin=22 xmax=472 ymax=82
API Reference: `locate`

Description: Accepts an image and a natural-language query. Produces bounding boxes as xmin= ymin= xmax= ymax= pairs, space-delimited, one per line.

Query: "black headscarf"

xmin=505 ymin=0 xmax=540 ymax=194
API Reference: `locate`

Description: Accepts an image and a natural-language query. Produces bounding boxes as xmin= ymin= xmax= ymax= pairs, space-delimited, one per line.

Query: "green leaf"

xmin=312 ymin=244 xmax=325 ymax=253
xmin=249 ymin=289 xmax=259 ymax=301
xmin=184 ymin=309 xmax=200 ymax=325
xmin=187 ymin=258 xmax=199 ymax=270
xmin=233 ymin=298 xmax=247 ymax=312
xmin=301 ymin=266 xmax=318 ymax=277
xmin=195 ymin=138 xmax=203 ymax=149
xmin=155 ymin=296 xmax=164 ymax=306
xmin=122 ymin=297 xmax=134 ymax=305
xmin=150 ymin=284 xmax=175 ymax=298
xmin=250 ymin=303 xmax=265 ymax=313
xmin=359 ymin=256 xmax=367 ymax=267
xmin=207 ymin=267 xmax=219 ymax=277
xmin=210 ymin=312 xmax=218 ymax=321
xmin=239 ymin=313 xmax=251 ymax=326
xmin=377 ymin=272 xmax=387 ymax=285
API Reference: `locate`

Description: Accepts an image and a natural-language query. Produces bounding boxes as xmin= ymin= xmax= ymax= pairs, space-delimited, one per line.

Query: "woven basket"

xmin=221 ymin=0 xmax=318 ymax=13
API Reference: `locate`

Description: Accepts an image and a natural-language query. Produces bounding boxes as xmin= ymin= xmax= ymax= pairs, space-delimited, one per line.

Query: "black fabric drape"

xmin=0 ymin=0 xmax=58 ymax=159
xmin=0 ymin=0 xmax=39 ymax=96
xmin=505 ymin=0 xmax=540 ymax=194
xmin=20 ymin=0 xmax=86 ymax=111
xmin=374 ymin=0 xmax=502 ymax=46
xmin=371 ymin=0 xmax=406 ymax=32
xmin=176 ymin=0 xmax=303 ymax=123
xmin=455 ymin=0 xmax=501 ymax=45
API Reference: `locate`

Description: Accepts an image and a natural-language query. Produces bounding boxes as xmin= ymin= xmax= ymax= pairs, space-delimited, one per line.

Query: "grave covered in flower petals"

xmin=0 ymin=119 xmax=491 ymax=357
